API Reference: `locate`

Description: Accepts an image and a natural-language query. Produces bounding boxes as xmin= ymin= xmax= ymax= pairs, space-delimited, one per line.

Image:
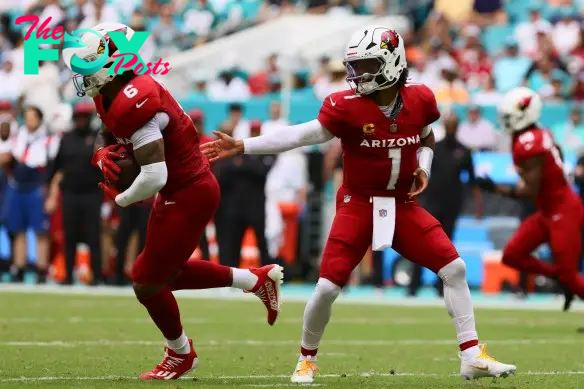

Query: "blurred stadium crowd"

xmin=0 ymin=0 xmax=584 ymax=288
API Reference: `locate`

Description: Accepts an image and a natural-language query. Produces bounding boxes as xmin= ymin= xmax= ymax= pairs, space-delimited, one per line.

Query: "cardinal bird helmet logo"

xmin=380 ymin=30 xmax=399 ymax=52
xmin=97 ymin=27 xmax=127 ymax=55
xmin=517 ymin=96 xmax=532 ymax=111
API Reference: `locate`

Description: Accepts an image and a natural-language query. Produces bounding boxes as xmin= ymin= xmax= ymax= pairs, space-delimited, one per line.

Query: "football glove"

xmin=92 ymin=145 xmax=126 ymax=183
xmin=98 ymin=182 xmax=121 ymax=204
xmin=475 ymin=176 xmax=496 ymax=192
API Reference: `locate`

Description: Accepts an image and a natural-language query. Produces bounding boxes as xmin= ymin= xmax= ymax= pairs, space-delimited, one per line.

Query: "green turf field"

xmin=1 ymin=290 xmax=583 ymax=388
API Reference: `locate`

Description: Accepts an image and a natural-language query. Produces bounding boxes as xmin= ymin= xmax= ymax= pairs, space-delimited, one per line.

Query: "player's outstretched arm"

xmin=476 ymin=156 xmax=544 ymax=200
xmin=200 ymin=119 xmax=334 ymax=162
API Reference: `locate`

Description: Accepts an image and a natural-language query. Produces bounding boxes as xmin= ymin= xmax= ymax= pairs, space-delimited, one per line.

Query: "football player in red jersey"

xmin=71 ymin=23 xmax=284 ymax=380
xmin=476 ymin=87 xmax=584 ymax=311
xmin=202 ymin=25 xmax=516 ymax=382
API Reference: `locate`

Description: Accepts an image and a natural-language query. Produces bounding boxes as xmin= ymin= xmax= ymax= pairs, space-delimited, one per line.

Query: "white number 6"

xmin=123 ymin=84 xmax=138 ymax=98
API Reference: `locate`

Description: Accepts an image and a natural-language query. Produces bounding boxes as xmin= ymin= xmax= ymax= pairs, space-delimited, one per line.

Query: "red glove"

xmin=98 ymin=182 xmax=121 ymax=204
xmin=92 ymin=145 xmax=126 ymax=183
xmin=98 ymin=182 xmax=146 ymax=207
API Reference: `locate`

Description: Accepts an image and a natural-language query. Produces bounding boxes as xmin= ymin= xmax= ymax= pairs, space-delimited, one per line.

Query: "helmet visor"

xmin=344 ymin=57 xmax=384 ymax=84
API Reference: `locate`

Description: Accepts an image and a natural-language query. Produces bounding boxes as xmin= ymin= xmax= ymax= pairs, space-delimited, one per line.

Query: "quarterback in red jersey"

xmin=477 ymin=87 xmax=584 ymax=310
xmin=202 ymin=25 xmax=515 ymax=382
xmin=71 ymin=23 xmax=283 ymax=380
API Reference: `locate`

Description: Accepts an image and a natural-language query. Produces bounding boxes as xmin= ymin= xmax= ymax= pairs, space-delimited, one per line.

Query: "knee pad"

xmin=314 ymin=277 xmax=342 ymax=302
xmin=437 ymin=258 xmax=466 ymax=286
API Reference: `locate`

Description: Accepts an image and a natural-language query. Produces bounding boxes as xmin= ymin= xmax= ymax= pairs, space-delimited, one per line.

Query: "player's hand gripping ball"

xmin=113 ymin=154 xmax=141 ymax=191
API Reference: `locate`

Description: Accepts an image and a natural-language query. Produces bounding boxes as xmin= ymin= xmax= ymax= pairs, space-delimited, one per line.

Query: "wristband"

xmin=417 ymin=147 xmax=433 ymax=178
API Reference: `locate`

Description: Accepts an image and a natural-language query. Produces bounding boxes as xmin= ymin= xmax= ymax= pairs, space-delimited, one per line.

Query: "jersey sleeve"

xmin=317 ymin=93 xmax=347 ymax=138
xmin=112 ymin=79 xmax=163 ymax=139
xmin=513 ymin=130 xmax=546 ymax=162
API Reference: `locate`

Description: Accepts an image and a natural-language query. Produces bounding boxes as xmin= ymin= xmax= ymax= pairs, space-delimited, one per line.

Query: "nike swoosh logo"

xmin=470 ymin=364 xmax=489 ymax=371
xmin=329 ymin=97 xmax=336 ymax=106
xmin=164 ymin=201 xmax=176 ymax=205
xmin=136 ymin=98 xmax=148 ymax=108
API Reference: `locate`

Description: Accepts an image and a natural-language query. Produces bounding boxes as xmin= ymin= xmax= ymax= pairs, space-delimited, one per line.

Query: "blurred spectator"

xmin=457 ymin=104 xmax=498 ymax=151
xmin=267 ymin=74 xmax=282 ymax=97
xmin=515 ymin=4 xmax=553 ymax=55
xmin=223 ymin=103 xmax=251 ymax=139
xmin=470 ymin=0 xmax=507 ymax=26
xmin=0 ymin=55 xmax=21 ymax=99
xmin=570 ymin=27 xmax=584 ymax=61
xmin=78 ymin=0 xmax=120 ymax=29
xmin=0 ymin=106 xmax=59 ymax=283
xmin=420 ymin=13 xmax=454 ymax=49
xmin=183 ymin=0 xmax=217 ymax=45
xmin=46 ymin=102 xmax=103 ymax=285
xmin=525 ymin=56 xmax=566 ymax=97
xmin=411 ymin=111 xmax=482 ymax=297
xmin=434 ymin=57 xmax=469 ymax=105
xmin=434 ymin=0 xmax=473 ymax=24
xmin=214 ymin=123 xmax=276 ymax=267
xmin=552 ymin=8 xmax=580 ymax=56
xmin=35 ymin=0 xmax=65 ymax=30
xmin=314 ymin=60 xmax=348 ymax=100
xmin=472 ymin=75 xmax=502 ymax=105
xmin=456 ymin=25 xmax=492 ymax=91
xmin=262 ymin=101 xmax=288 ymax=133
xmin=151 ymin=3 xmax=183 ymax=57
xmin=208 ymin=68 xmax=251 ymax=102
xmin=0 ymin=117 xmax=10 ymax=273
xmin=248 ymin=54 xmax=279 ymax=96
xmin=493 ymin=38 xmax=531 ymax=92
xmin=18 ymin=60 xmax=60 ymax=122
xmin=546 ymin=72 xmax=569 ymax=101
xmin=264 ymin=105 xmax=308 ymax=259
xmin=408 ymin=53 xmax=439 ymax=89
xmin=572 ymin=72 xmax=584 ymax=100
xmin=312 ymin=56 xmax=331 ymax=84
xmin=425 ymin=38 xmax=457 ymax=89
xmin=553 ymin=104 xmax=584 ymax=153
xmin=114 ymin=204 xmax=151 ymax=286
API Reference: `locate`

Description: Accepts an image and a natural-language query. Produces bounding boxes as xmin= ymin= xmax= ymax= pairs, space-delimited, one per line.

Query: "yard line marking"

xmin=1 ymin=284 xmax=582 ymax=312
xmin=0 ymin=338 xmax=582 ymax=348
xmin=2 ymin=371 xmax=584 ymax=383
xmin=1 ymin=316 xmax=579 ymax=326
xmin=4 ymin=316 xmax=577 ymax=326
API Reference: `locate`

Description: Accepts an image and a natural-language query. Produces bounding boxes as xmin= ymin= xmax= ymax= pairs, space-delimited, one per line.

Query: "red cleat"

xmin=139 ymin=339 xmax=198 ymax=380
xmin=248 ymin=264 xmax=284 ymax=325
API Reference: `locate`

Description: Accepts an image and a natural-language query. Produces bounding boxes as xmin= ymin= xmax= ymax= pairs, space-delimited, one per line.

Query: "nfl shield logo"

xmin=379 ymin=209 xmax=387 ymax=218
xmin=390 ymin=123 xmax=398 ymax=133
xmin=343 ymin=195 xmax=351 ymax=203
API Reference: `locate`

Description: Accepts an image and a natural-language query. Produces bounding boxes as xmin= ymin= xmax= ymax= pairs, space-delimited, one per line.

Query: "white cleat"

xmin=460 ymin=344 xmax=517 ymax=380
xmin=291 ymin=356 xmax=319 ymax=383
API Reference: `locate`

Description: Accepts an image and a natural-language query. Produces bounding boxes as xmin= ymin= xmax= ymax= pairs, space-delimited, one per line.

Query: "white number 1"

xmin=386 ymin=148 xmax=401 ymax=190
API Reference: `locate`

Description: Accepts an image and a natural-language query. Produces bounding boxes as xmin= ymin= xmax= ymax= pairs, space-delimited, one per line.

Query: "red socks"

xmin=301 ymin=347 xmax=318 ymax=357
xmin=137 ymin=287 xmax=183 ymax=340
xmin=459 ymin=339 xmax=479 ymax=352
xmin=170 ymin=260 xmax=232 ymax=291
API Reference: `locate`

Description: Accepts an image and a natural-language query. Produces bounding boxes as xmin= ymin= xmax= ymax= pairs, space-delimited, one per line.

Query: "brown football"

xmin=114 ymin=156 xmax=140 ymax=191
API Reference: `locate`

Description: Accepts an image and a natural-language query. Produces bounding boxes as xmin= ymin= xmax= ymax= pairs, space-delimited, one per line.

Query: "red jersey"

xmin=94 ymin=75 xmax=208 ymax=195
xmin=318 ymin=83 xmax=440 ymax=201
xmin=512 ymin=127 xmax=576 ymax=212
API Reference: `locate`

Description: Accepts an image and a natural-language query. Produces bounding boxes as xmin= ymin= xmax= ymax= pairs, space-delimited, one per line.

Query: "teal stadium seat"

xmin=482 ymin=25 xmax=515 ymax=55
